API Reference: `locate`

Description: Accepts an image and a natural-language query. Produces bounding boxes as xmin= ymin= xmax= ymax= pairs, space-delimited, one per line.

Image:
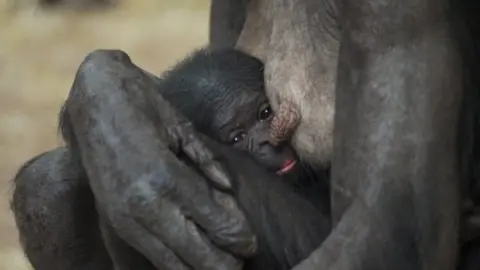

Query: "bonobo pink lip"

xmin=277 ymin=159 xmax=297 ymax=175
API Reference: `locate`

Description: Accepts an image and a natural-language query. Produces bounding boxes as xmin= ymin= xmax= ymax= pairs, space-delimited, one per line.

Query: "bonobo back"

xmin=198 ymin=138 xmax=331 ymax=270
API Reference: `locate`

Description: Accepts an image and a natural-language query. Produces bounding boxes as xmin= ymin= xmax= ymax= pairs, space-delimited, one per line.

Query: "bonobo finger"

xmin=168 ymin=123 xmax=233 ymax=191
xmin=131 ymin=197 xmax=244 ymax=270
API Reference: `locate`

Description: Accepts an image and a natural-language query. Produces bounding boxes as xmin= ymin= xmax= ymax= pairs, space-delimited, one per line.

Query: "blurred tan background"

xmin=0 ymin=0 xmax=210 ymax=268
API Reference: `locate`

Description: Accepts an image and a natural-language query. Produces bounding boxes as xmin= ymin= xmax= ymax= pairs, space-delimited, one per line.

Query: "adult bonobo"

xmin=9 ymin=1 xmax=479 ymax=270
xmin=213 ymin=0 xmax=480 ymax=269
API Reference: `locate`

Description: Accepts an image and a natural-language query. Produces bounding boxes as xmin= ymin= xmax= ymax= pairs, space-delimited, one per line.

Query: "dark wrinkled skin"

xmin=10 ymin=49 xmax=333 ymax=270
xmin=212 ymin=0 xmax=480 ymax=269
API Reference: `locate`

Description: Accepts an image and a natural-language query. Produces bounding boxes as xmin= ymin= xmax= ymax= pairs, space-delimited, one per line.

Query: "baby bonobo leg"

xmin=270 ymin=100 xmax=301 ymax=145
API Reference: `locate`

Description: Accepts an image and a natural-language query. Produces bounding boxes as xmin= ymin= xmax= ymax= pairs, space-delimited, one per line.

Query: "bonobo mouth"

xmin=277 ymin=159 xmax=297 ymax=175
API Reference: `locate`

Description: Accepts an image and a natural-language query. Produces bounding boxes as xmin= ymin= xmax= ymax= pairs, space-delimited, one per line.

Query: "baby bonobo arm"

xmin=270 ymin=100 xmax=301 ymax=145
xmin=61 ymin=49 xmax=256 ymax=270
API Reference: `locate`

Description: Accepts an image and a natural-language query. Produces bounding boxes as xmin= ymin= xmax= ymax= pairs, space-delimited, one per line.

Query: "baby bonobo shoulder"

xmin=158 ymin=47 xmax=299 ymax=175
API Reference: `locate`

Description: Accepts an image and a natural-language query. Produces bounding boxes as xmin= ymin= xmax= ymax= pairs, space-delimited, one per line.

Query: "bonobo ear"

xmin=270 ymin=100 xmax=301 ymax=145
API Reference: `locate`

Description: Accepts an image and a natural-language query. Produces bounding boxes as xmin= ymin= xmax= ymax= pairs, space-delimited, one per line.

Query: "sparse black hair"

xmin=158 ymin=48 xmax=265 ymax=133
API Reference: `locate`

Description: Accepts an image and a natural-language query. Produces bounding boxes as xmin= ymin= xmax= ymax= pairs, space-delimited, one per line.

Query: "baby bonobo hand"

xmin=62 ymin=49 xmax=256 ymax=270
xmin=270 ymin=100 xmax=301 ymax=146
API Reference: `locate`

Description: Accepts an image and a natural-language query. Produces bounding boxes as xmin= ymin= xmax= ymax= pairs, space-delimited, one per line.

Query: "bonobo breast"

xmin=235 ymin=0 xmax=341 ymax=167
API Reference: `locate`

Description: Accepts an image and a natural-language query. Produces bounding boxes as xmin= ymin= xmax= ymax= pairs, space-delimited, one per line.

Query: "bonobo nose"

xmin=255 ymin=141 xmax=298 ymax=173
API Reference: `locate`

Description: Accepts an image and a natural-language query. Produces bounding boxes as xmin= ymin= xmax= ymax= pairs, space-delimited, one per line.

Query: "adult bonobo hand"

xmin=60 ymin=49 xmax=257 ymax=270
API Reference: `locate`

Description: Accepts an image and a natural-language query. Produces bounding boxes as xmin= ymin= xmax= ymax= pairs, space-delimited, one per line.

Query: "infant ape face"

xmin=159 ymin=48 xmax=298 ymax=174
xmin=210 ymin=89 xmax=298 ymax=175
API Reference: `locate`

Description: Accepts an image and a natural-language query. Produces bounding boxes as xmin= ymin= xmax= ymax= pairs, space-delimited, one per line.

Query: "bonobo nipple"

xmin=270 ymin=100 xmax=301 ymax=145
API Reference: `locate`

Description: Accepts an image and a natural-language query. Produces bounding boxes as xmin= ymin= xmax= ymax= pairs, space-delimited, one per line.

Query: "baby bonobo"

xmin=157 ymin=48 xmax=330 ymax=269
xmin=158 ymin=48 xmax=329 ymax=211
xmin=159 ymin=48 xmax=301 ymax=175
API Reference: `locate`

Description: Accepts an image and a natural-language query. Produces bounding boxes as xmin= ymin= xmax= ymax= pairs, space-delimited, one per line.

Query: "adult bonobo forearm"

xmin=60 ymin=49 xmax=256 ymax=270
xmin=294 ymin=0 xmax=462 ymax=270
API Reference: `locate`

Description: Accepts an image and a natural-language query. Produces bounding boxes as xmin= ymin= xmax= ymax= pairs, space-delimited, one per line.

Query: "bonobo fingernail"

xmin=202 ymin=162 xmax=233 ymax=190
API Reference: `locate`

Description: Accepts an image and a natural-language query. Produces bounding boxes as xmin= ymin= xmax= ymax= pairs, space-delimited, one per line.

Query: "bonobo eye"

xmin=258 ymin=103 xmax=273 ymax=121
xmin=231 ymin=131 xmax=246 ymax=144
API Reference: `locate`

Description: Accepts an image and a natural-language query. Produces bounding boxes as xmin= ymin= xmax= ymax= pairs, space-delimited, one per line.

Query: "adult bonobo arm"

xmin=295 ymin=0 xmax=462 ymax=270
xmin=60 ymin=49 xmax=256 ymax=270
xmin=294 ymin=0 xmax=462 ymax=269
